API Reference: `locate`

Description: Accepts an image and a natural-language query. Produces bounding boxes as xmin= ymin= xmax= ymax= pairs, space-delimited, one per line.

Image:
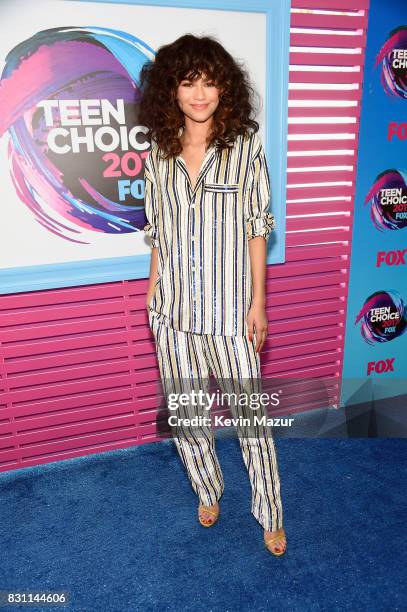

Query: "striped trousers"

xmin=148 ymin=309 xmax=283 ymax=532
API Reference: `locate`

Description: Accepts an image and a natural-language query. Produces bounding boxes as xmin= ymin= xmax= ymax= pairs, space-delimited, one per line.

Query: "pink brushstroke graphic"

xmin=364 ymin=169 xmax=407 ymax=231
xmin=375 ymin=27 xmax=407 ymax=99
xmin=0 ymin=27 xmax=155 ymax=243
xmin=354 ymin=290 xmax=406 ymax=345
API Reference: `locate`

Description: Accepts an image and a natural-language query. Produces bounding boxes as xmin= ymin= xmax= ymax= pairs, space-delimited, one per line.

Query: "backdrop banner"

xmin=341 ymin=0 xmax=407 ymax=407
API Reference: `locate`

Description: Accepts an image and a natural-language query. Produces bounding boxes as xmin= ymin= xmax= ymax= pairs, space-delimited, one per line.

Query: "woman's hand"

xmin=146 ymin=248 xmax=159 ymax=312
xmin=247 ymin=303 xmax=268 ymax=353
xmin=146 ymin=293 xmax=154 ymax=311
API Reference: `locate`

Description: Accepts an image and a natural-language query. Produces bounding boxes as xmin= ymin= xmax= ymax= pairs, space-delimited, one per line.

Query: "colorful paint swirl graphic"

xmin=0 ymin=27 xmax=155 ymax=243
xmin=354 ymin=290 xmax=406 ymax=345
xmin=364 ymin=169 xmax=407 ymax=231
xmin=375 ymin=26 xmax=407 ymax=99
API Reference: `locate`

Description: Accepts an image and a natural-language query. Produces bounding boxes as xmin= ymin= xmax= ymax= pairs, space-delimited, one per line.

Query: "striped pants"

xmin=148 ymin=309 xmax=283 ymax=532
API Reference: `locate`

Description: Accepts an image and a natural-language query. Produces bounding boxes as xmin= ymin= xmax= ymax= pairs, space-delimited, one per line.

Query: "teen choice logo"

xmin=354 ymin=290 xmax=407 ymax=345
xmin=375 ymin=26 xmax=407 ymax=99
xmin=375 ymin=26 xmax=407 ymax=98
xmin=0 ymin=27 xmax=154 ymax=243
xmin=364 ymin=169 xmax=407 ymax=230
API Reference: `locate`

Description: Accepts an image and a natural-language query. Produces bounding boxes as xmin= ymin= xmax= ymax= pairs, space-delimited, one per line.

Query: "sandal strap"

xmin=265 ymin=538 xmax=287 ymax=548
xmin=198 ymin=507 xmax=219 ymax=517
xmin=265 ymin=530 xmax=286 ymax=545
xmin=265 ymin=537 xmax=286 ymax=545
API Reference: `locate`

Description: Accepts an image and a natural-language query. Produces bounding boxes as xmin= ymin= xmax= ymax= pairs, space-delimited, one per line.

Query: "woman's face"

xmin=176 ymin=72 xmax=221 ymax=124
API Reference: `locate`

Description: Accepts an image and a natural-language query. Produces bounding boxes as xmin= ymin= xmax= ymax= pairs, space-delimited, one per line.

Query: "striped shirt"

xmin=143 ymin=129 xmax=275 ymax=336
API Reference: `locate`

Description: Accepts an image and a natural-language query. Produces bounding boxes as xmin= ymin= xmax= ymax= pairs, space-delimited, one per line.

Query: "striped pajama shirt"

xmin=143 ymin=128 xmax=275 ymax=337
xmin=143 ymin=128 xmax=283 ymax=531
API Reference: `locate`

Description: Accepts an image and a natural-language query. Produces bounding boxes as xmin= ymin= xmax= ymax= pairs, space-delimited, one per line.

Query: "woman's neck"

xmin=181 ymin=118 xmax=212 ymax=147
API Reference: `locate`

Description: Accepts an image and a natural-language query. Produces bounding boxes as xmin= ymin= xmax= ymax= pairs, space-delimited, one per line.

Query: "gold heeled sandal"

xmin=198 ymin=504 xmax=220 ymax=527
xmin=264 ymin=527 xmax=287 ymax=556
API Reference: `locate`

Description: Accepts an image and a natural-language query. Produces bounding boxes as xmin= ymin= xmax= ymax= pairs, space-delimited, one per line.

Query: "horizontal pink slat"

xmin=261 ymin=375 xmax=341 ymax=395
xmin=267 ymin=256 xmax=346 ymax=278
xmin=269 ymin=294 xmax=346 ymax=323
xmin=290 ymin=13 xmax=366 ymax=29
xmin=287 ymin=169 xmax=356 ymax=183
xmin=288 ymin=201 xmax=353 ymax=216
xmin=270 ymin=330 xmax=343 ymax=353
xmin=288 ymin=153 xmax=356 ymax=166
xmin=273 ymin=339 xmax=343 ymax=363
xmin=262 ymin=376 xmax=340 ymax=400
xmin=289 ymin=70 xmax=363 ymax=83
xmin=288 ymin=138 xmax=357 ymax=151
xmin=290 ymin=32 xmax=366 ymax=49
xmin=283 ymin=243 xmax=351 ymax=261
xmin=287 ymin=184 xmax=355 ymax=199
xmin=288 ymin=122 xmax=358 ymax=135
xmin=264 ymin=360 xmax=341 ymax=381
xmin=270 ymin=306 xmax=346 ymax=334
xmin=290 ymin=29 xmax=366 ymax=49
xmin=266 ymin=348 xmax=342 ymax=370
xmin=272 ymin=392 xmax=342 ymax=417
xmin=288 ymin=106 xmax=359 ymax=117
xmin=290 ymin=51 xmax=364 ymax=66
xmin=289 ymin=88 xmax=362 ymax=101
xmin=286 ymin=228 xmax=351 ymax=245
xmin=267 ymin=269 xmax=348 ymax=291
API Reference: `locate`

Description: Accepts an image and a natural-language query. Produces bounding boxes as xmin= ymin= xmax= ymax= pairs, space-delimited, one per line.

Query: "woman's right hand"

xmin=146 ymin=296 xmax=153 ymax=311
xmin=146 ymin=249 xmax=159 ymax=312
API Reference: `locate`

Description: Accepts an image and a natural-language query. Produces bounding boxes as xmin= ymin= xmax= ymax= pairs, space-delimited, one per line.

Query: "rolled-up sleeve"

xmin=143 ymin=151 xmax=160 ymax=248
xmin=245 ymin=134 xmax=276 ymax=242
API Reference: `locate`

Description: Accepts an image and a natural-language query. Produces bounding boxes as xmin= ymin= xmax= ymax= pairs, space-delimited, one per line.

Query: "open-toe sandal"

xmin=198 ymin=504 xmax=219 ymax=527
xmin=264 ymin=527 xmax=287 ymax=556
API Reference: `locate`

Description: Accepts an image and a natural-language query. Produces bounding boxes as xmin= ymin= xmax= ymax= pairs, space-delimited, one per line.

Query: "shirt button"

xmin=191 ymin=236 xmax=195 ymax=241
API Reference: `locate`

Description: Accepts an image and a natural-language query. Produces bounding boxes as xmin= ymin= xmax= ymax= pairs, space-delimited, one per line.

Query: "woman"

xmin=139 ymin=34 xmax=286 ymax=556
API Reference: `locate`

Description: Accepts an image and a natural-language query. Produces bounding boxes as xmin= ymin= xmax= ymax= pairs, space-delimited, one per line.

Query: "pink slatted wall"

xmin=0 ymin=0 xmax=370 ymax=472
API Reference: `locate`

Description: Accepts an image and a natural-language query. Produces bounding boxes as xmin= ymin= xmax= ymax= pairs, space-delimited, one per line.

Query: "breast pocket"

xmin=203 ymin=182 xmax=240 ymax=194
xmin=204 ymin=182 xmax=241 ymax=230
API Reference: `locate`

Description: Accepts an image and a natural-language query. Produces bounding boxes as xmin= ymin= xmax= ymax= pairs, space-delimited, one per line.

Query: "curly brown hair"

xmin=138 ymin=34 xmax=260 ymax=158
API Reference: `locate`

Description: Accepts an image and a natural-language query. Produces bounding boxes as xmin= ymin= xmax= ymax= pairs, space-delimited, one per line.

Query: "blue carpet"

xmin=0 ymin=437 xmax=406 ymax=612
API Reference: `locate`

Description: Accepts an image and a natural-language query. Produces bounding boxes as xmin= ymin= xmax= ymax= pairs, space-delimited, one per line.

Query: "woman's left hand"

xmin=247 ymin=304 xmax=268 ymax=353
